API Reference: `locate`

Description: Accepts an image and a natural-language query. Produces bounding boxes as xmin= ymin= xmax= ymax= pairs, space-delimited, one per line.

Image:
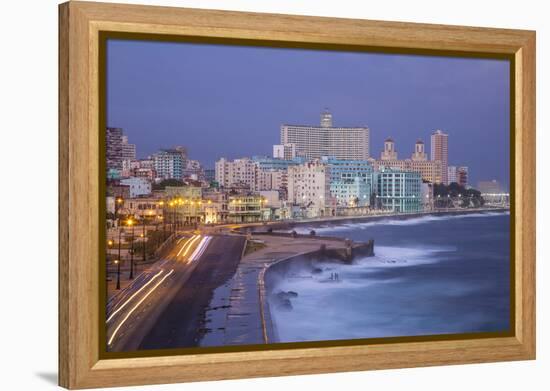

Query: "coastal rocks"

xmin=272 ymin=290 xmax=298 ymax=311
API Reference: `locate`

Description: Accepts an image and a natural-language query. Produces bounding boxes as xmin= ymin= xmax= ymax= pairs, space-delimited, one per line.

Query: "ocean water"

xmin=270 ymin=212 xmax=511 ymax=342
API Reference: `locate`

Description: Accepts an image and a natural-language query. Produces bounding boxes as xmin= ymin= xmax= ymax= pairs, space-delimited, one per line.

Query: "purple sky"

xmin=106 ymin=39 xmax=510 ymax=189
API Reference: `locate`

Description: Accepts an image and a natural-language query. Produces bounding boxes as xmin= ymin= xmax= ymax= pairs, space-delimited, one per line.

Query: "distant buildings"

xmin=120 ymin=177 xmax=152 ymax=198
xmin=273 ymin=143 xmax=297 ymax=160
xmin=431 ymin=130 xmax=449 ymax=184
xmin=279 ymin=109 xmax=370 ymax=160
xmin=373 ymin=139 xmax=443 ymax=184
xmin=106 ymin=127 xmax=123 ymax=172
xmin=152 ymin=147 xmax=187 ymax=180
xmin=106 ymin=109 xmax=490 ymax=226
xmin=448 ymin=166 xmax=469 ymax=186
xmin=121 ymin=135 xmax=136 ymax=162
xmin=215 ymin=157 xmax=258 ymax=190
xmin=477 ymin=179 xmax=503 ymax=194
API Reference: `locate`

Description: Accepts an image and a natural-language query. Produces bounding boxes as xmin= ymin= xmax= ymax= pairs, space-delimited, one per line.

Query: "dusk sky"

xmin=106 ymin=39 xmax=510 ymax=189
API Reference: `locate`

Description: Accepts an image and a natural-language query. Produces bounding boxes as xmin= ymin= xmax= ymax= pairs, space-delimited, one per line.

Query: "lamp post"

xmin=128 ymin=218 xmax=135 ymax=280
xmin=115 ymin=197 xmax=124 ymax=226
xmin=107 ymin=239 xmax=113 ymax=262
xmin=142 ymin=214 xmax=147 ymax=265
xmin=116 ymin=228 xmax=123 ymax=290
xmin=114 ymin=259 xmax=120 ymax=290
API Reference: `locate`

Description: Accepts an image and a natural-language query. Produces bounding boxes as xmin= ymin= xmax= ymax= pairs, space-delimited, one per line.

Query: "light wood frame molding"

xmin=59 ymin=1 xmax=536 ymax=389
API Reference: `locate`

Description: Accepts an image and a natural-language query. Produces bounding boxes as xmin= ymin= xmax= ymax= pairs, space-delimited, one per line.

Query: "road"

xmin=106 ymin=233 xmax=246 ymax=352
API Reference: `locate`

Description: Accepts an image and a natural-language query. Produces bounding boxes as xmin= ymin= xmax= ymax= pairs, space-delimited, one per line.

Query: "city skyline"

xmin=107 ymin=39 xmax=510 ymax=188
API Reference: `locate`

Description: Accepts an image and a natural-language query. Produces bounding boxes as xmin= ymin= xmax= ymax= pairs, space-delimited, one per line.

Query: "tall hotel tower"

xmin=431 ymin=129 xmax=449 ymax=184
xmin=277 ymin=109 xmax=370 ymax=160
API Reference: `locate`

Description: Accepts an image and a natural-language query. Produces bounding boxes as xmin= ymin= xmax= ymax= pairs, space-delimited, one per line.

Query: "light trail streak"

xmin=108 ymin=269 xmax=175 ymax=346
xmin=181 ymin=235 xmax=201 ymax=258
xmin=188 ymin=236 xmax=212 ymax=263
xmin=176 ymin=236 xmax=194 ymax=257
xmin=106 ymin=270 xmax=164 ymax=323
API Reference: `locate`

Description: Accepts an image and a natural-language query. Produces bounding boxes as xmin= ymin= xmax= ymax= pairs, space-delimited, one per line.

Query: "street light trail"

xmin=108 ymin=269 xmax=175 ymax=346
xmin=188 ymin=236 xmax=212 ymax=263
xmin=176 ymin=236 xmax=194 ymax=257
xmin=107 ymin=270 xmax=164 ymax=323
xmin=181 ymin=235 xmax=201 ymax=258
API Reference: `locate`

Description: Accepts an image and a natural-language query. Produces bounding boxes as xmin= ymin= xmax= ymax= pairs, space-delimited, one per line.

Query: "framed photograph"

xmin=59 ymin=1 xmax=536 ymax=389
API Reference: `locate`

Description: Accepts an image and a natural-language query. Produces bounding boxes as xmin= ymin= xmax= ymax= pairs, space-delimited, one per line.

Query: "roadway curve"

xmin=106 ymin=233 xmax=246 ymax=352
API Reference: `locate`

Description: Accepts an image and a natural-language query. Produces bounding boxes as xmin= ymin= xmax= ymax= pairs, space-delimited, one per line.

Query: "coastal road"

xmin=106 ymin=233 xmax=246 ymax=352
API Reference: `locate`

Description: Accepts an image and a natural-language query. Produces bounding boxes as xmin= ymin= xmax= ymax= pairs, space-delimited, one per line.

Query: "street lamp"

xmin=116 ymin=228 xmax=123 ymax=290
xmin=127 ymin=218 xmax=135 ymax=280
xmin=114 ymin=259 xmax=120 ymax=290
xmin=142 ymin=216 xmax=147 ymax=265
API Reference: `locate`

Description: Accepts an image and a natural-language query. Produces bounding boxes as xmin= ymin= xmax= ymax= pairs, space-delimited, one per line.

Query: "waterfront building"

xmin=106 ymin=127 xmax=123 ymax=172
xmin=202 ymin=190 xmax=228 ymax=224
xmin=331 ymin=177 xmax=371 ymax=207
xmin=280 ymin=109 xmax=370 ymax=160
xmin=287 ymin=161 xmax=332 ymax=217
xmin=321 ymin=156 xmax=374 ymax=184
xmin=273 ymin=143 xmax=297 ymax=160
xmin=227 ymin=194 xmax=268 ymax=223
xmin=164 ymin=185 xmax=203 ymax=225
xmin=120 ymin=177 xmax=152 ymax=198
xmin=375 ymin=167 xmax=422 ymax=213
xmin=431 ymin=129 xmax=449 ymax=184
xmin=215 ymin=157 xmax=258 ymax=190
xmin=152 ymin=146 xmax=187 ymax=180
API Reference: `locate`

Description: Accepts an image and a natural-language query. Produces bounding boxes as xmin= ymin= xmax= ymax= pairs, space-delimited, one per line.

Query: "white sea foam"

xmin=294 ymin=211 xmax=509 ymax=234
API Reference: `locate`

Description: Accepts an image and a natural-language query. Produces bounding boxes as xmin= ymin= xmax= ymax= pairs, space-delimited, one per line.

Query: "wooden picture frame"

xmin=58 ymin=1 xmax=536 ymax=389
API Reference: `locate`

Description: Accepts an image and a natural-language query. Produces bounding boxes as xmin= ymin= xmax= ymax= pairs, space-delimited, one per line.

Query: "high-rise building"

xmin=106 ymin=127 xmax=123 ymax=172
xmin=152 ymin=146 xmax=187 ymax=180
xmin=121 ymin=135 xmax=136 ymax=162
xmin=280 ymin=110 xmax=370 ymax=160
xmin=431 ymin=129 xmax=449 ymax=184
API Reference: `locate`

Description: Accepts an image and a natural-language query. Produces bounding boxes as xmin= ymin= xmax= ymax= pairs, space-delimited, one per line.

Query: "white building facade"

xmin=287 ymin=161 xmax=332 ymax=216
xmin=120 ymin=177 xmax=152 ymax=198
xmin=280 ymin=110 xmax=370 ymax=160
